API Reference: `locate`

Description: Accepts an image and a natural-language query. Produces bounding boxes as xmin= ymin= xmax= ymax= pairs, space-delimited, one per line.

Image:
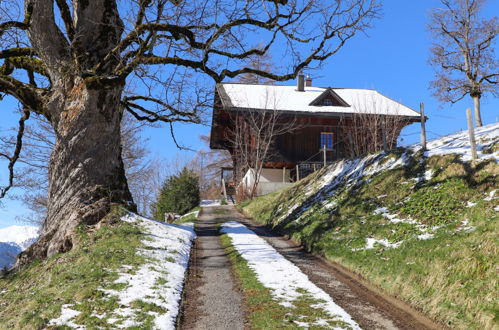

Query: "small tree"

xmin=339 ymin=96 xmax=408 ymax=158
xmin=428 ymin=0 xmax=498 ymax=127
xmin=227 ymin=88 xmax=297 ymax=200
xmin=189 ymin=135 xmax=233 ymax=200
xmin=153 ymin=168 xmax=200 ymax=220
xmin=237 ymin=51 xmax=277 ymax=85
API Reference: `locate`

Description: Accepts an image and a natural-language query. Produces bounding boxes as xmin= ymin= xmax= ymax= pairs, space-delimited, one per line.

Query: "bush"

xmin=152 ymin=168 xmax=200 ymax=220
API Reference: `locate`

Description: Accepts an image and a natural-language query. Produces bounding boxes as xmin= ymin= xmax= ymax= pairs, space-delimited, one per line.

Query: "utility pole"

xmin=466 ymin=108 xmax=478 ymax=161
xmin=420 ymin=102 xmax=427 ymax=151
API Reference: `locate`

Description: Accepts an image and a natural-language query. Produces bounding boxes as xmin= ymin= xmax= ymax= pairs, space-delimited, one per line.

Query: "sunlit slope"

xmin=241 ymin=123 xmax=499 ymax=330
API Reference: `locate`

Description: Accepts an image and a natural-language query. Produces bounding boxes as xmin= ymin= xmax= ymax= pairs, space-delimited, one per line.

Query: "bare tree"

xmin=227 ymin=89 xmax=297 ymax=199
xmin=0 ymin=0 xmax=380 ymax=265
xmin=237 ymin=51 xmax=278 ymax=85
xmin=188 ymin=135 xmax=232 ymax=199
xmin=339 ymin=96 xmax=409 ymax=158
xmin=428 ymin=0 xmax=498 ymax=127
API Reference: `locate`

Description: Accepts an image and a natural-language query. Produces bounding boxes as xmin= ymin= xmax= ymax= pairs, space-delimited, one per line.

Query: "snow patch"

xmin=458 ymin=219 xmax=475 ymax=233
xmin=466 ymin=201 xmax=477 ymax=208
xmin=353 ymin=237 xmax=402 ymax=251
xmin=48 ymin=304 xmax=83 ymax=329
xmin=417 ymin=233 xmax=434 ymax=240
xmin=373 ymin=207 xmax=416 ymax=224
xmin=412 ymin=123 xmax=499 ymax=162
xmin=484 ymin=190 xmax=496 ymax=201
xmin=48 ymin=214 xmax=195 ymax=329
xmin=200 ymin=200 xmax=221 ymax=206
xmin=180 ymin=210 xmax=199 ymax=219
xmin=104 ymin=214 xmax=196 ymax=329
xmin=221 ymin=221 xmax=360 ymax=329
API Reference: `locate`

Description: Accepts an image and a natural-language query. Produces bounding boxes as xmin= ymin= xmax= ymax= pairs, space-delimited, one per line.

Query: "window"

xmin=320 ymin=132 xmax=334 ymax=150
xmin=322 ymin=99 xmax=333 ymax=106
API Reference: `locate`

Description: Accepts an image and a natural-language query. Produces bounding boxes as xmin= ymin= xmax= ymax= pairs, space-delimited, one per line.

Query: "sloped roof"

xmin=217 ymin=83 xmax=420 ymax=118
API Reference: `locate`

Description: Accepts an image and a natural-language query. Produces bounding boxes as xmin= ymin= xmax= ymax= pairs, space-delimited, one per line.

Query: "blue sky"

xmin=1 ymin=0 xmax=498 ymax=228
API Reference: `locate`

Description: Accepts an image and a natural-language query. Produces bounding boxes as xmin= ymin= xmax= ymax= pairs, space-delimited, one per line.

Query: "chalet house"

xmin=210 ymin=75 xmax=422 ymax=196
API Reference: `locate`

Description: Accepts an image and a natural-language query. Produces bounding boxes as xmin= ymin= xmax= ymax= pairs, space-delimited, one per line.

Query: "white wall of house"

xmin=240 ymin=168 xmax=293 ymax=196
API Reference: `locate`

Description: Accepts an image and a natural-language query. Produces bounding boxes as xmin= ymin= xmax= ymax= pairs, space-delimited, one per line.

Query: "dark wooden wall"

xmin=210 ymin=104 xmax=412 ymax=170
xmin=275 ymin=125 xmax=344 ymax=163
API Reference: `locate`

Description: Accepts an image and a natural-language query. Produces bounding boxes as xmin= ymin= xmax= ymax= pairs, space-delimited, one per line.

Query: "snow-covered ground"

xmin=200 ymin=200 xmax=221 ymax=207
xmin=221 ymin=221 xmax=360 ymax=329
xmin=412 ymin=123 xmax=499 ymax=162
xmin=0 ymin=225 xmax=39 ymax=269
xmin=48 ymin=214 xmax=196 ymax=330
xmin=276 ymin=122 xmax=499 ymax=227
xmin=179 ymin=210 xmax=200 ymax=219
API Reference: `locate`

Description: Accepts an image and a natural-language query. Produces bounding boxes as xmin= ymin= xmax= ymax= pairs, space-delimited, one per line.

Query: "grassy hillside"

xmin=0 ymin=209 xmax=196 ymax=329
xmin=240 ymin=124 xmax=499 ymax=329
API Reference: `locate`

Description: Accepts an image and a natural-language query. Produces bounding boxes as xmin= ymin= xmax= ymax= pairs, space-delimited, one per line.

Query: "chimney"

xmin=305 ymin=75 xmax=312 ymax=87
xmin=297 ymin=74 xmax=305 ymax=92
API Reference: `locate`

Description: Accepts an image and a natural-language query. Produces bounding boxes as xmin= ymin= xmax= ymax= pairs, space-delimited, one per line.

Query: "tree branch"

xmin=54 ymin=0 xmax=75 ymax=41
xmin=0 ymin=75 xmax=47 ymax=115
xmin=0 ymin=48 xmax=36 ymax=59
xmin=1 ymin=56 xmax=48 ymax=77
xmin=123 ymin=96 xmax=200 ymax=124
xmin=0 ymin=2 xmax=33 ymax=38
xmin=0 ymin=109 xmax=30 ymax=199
xmin=26 ymin=0 xmax=71 ymax=74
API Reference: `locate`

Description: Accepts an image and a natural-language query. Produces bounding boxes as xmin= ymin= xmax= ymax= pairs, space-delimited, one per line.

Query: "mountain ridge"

xmin=0 ymin=225 xmax=39 ymax=269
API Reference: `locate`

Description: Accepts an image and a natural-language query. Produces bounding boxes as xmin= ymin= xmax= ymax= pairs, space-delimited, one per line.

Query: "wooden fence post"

xmin=466 ymin=108 xmax=478 ymax=161
xmin=282 ymin=167 xmax=286 ymax=183
xmin=323 ymin=145 xmax=327 ymax=167
xmin=296 ymin=165 xmax=300 ymax=181
xmin=420 ymin=102 xmax=427 ymax=151
xmin=221 ymin=178 xmax=228 ymax=201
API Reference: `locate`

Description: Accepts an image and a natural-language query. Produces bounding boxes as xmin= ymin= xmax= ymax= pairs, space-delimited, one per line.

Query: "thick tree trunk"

xmin=17 ymin=79 xmax=134 ymax=266
xmin=472 ymin=95 xmax=483 ymax=127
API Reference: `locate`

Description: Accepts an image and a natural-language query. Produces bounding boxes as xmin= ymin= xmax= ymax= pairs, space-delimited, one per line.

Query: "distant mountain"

xmin=0 ymin=225 xmax=39 ymax=269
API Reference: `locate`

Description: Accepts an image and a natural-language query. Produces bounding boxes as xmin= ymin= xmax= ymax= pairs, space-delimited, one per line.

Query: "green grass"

xmin=174 ymin=206 xmax=201 ymax=224
xmin=0 ymin=210 xmax=159 ymax=329
xmin=240 ymin=149 xmax=499 ymax=330
xmin=220 ymin=234 xmax=354 ymax=329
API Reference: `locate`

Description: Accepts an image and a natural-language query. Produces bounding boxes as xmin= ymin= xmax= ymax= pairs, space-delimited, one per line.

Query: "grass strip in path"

xmin=220 ymin=221 xmax=360 ymax=330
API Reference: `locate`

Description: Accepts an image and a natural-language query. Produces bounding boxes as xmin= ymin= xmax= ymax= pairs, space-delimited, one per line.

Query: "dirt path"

xmin=179 ymin=206 xmax=245 ymax=330
xmin=229 ymin=205 xmax=444 ymax=330
xmin=180 ymin=205 xmax=443 ymax=329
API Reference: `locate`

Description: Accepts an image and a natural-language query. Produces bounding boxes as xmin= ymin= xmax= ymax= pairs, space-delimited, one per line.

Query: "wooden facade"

xmin=273 ymin=117 xmax=345 ymax=164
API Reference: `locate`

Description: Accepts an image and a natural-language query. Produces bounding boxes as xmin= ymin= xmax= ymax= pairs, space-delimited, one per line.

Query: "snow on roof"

xmin=219 ymin=83 xmax=420 ymax=118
